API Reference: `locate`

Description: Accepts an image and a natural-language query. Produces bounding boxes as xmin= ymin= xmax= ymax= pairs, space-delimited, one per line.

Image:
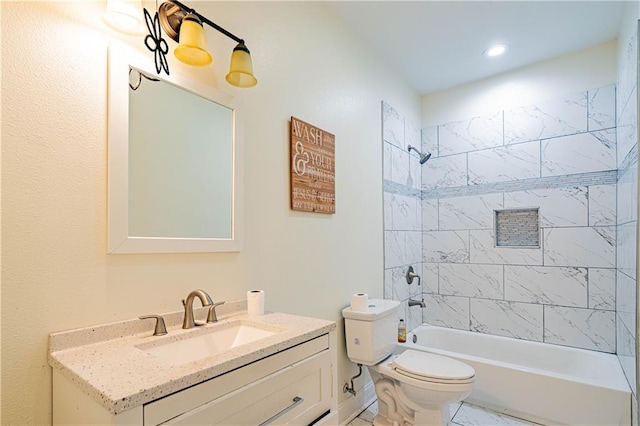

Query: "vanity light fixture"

xmin=158 ymin=0 xmax=258 ymax=88
xmin=483 ymin=43 xmax=509 ymax=58
xmin=103 ymin=0 xmax=146 ymax=35
xmin=173 ymin=12 xmax=212 ymax=66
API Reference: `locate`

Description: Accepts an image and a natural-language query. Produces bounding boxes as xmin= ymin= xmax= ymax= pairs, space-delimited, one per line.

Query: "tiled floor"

xmin=348 ymin=399 xmax=543 ymax=426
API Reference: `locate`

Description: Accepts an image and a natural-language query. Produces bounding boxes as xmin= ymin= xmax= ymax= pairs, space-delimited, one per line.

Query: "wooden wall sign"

xmin=290 ymin=117 xmax=335 ymax=214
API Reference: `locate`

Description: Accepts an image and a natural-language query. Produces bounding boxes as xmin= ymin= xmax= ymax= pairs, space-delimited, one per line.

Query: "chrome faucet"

xmin=408 ymin=298 xmax=426 ymax=308
xmin=182 ymin=289 xmax=214 ymax=329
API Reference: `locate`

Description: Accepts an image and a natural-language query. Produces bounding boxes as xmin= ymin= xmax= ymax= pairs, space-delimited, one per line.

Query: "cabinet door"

xmin=167 ymin=350 xmax=331 ymax=425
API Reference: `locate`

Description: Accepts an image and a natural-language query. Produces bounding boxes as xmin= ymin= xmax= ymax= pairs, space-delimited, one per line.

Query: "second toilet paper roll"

xmin=247 ymin=289 xmax=265 ymax=316
xmin=351 ymin=293 xmax=369 ymax=311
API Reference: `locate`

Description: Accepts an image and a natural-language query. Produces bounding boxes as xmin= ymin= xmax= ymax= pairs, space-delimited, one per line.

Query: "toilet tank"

xmin=342 ymin=299 xmax=401 ymax=365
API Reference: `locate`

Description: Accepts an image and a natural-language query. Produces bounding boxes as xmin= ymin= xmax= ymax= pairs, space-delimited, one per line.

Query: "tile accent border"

xmin=424 ymin=170 xmax=617 ymax=200
xmin=389 ymin=170 xmax=619 ymax=202
xmin=383 ymin=179 xmax=422 ymax=199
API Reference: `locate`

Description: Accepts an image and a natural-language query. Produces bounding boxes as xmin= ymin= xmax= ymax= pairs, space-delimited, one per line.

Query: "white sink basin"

xmin=140 ymin=320 xmax=281 ymax=365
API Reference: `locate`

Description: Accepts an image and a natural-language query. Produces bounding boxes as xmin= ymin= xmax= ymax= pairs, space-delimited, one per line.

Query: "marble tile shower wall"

xmin=419 ymin=85 xmax=619 ymax=353
xmin=382 ymin=102 xmax=426 ymax=330
xmin=615 ymin=25 xmax=638 ymax=396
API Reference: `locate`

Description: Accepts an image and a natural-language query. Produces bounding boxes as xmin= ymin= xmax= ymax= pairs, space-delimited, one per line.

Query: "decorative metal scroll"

xmin=143 ymin=7 xmax=170 ymax=75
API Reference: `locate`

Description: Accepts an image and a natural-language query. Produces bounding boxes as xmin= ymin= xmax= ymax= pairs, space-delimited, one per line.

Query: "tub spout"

xmin=408 ymin=298 xmax=426 ymax=308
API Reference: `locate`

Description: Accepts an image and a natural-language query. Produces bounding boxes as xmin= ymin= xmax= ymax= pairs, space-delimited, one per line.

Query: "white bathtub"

xmin=399 ymin=325 xmax=631 ymax=425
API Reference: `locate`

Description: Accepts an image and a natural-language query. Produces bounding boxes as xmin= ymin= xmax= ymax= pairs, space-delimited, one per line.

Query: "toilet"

xmin=342 ymin=299 xmax=475 ymax=426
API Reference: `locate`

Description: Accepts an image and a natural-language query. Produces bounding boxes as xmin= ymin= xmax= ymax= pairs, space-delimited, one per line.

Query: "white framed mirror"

xmin=107 ymin=43 xmax=243 ymax=253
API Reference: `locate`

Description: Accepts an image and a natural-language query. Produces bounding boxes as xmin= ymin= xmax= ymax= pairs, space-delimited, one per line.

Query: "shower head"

xmin=407 ymin=145 xmax=432 ymax=164
xmin=419 ymin=152 xmax=432 ymax=164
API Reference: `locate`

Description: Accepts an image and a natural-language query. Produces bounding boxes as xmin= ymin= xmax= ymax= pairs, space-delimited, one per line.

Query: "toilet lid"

xmin=391 ymin=350 xmax=475 ymax=382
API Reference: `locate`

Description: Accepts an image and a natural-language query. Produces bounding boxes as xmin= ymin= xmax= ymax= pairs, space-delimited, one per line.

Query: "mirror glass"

xmin=128 ymin=70 xmax=233 ymax=238
xmin=108 ymin=44 xmax=243 ymax=253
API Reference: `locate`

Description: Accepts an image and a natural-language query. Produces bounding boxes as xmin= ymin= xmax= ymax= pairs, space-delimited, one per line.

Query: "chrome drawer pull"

xmin=259 ymin=396 xmax=304 ymax=425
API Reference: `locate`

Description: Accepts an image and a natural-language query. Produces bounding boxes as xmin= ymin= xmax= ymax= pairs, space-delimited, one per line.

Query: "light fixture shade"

xmin=103 ymin=0 xmax=145 ymax=35
xmin=174 ymin=13 xmax=212 ymax=67
xmin=225 ymin=42 xmax=257 ymax=88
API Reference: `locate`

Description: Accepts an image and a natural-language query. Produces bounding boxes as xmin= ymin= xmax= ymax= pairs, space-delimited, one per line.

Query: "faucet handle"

xmin=207 ymin=302 xmax=226 ymax=323
xmin=406 ymin=265 xmax=421 ymax=286
xmin=139 ymin=315 xmax=168 ymax=336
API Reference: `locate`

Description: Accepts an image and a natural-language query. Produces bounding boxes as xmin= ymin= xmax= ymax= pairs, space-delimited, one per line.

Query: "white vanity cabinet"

xmin=53 ymin=333 xmax=335 ymax=426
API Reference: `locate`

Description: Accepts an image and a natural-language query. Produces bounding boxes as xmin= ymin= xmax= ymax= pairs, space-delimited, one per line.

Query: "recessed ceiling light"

xmin=484 ymin=44 xmax=509 ymax=58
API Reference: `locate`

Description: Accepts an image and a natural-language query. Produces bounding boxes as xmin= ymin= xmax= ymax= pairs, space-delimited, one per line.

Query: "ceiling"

xmin=328 ymin=1 xmax=627 ymax=95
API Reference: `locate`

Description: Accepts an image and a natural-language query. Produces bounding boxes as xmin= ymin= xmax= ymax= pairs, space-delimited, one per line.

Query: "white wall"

xmin=1 ymin=2 xmax=420 ymax=424
xmin=422 ymin=40 xmax=617 ymax=126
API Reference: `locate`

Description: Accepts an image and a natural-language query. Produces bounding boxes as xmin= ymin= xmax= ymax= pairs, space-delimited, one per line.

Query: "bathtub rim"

xmin=401 ymin=323 xmax=630 ymax=394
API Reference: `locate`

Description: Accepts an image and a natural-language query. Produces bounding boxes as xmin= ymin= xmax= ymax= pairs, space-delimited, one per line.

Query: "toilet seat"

xmin=391 ymin=350 xmax=475 ymax=385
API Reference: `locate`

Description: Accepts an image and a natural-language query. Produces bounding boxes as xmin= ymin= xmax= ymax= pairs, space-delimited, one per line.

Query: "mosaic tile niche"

xmin=494 ymin=209 xmax=540 ymax=247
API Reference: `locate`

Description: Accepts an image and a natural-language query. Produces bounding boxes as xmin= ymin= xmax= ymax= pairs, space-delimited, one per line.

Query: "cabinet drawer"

xmin=145 ymin=334 xmax=330 ymax=425
xmin=166 ymin=349 xmax=331 ymax=425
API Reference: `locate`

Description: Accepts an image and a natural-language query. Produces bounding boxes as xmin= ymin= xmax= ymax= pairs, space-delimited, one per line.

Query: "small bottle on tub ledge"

xmin=398 ymin=318 xmax=406 ymax=343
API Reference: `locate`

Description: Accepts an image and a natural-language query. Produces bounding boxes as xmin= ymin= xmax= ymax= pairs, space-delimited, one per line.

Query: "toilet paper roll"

xmin=247 ymin=290 xmax=265 ymax=317
xmin=351 ymin=293 xmax=369 ymax=312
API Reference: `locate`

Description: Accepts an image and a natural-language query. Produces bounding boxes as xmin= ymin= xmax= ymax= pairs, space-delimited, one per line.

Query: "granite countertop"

xmin=48 ymin=300 xmax=336 ymax=415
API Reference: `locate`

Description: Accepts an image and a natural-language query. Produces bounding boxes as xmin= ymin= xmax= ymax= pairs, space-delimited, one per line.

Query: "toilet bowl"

xmin=369 ymin=350 xmax=475 ymax=425
xmin=342 ymin=299 xmax=475 ymax=426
